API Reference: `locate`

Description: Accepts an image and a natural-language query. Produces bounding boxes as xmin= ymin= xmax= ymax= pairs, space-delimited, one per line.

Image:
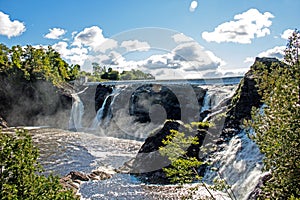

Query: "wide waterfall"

xmin=61 ymin=78 xmax=266 ymax=199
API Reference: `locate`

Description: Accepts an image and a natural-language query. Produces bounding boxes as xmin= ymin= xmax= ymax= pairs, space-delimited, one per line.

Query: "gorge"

xmin=0 ymin=58 xmax=282 ymax=199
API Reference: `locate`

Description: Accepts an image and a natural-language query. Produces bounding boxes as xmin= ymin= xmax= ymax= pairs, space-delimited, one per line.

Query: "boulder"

xmin=130 ymin=120 xmax=207 ymax=184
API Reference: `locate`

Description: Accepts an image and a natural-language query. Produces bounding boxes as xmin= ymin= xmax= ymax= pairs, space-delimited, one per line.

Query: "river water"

xmin=30 ymin=78 xmax=264 ymax=199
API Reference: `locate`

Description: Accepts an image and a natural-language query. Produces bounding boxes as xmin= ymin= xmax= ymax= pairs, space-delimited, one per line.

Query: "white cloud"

xmin=189 ymin=1 xmax=198 ymax=12
xmin=132 ymin=41 xmax=226 ymax=79
xmin=172 ymin=33 xmax=194 ymax=43
xmin=120 ymin=40 xmax=150 ymax=52
xmin=44 ymin=28 xmax=66 ymax=39
xmin=0 ymin=11 xmax=26 ymax=38
xmin=281 ymin=29 xmax=294 ymax=40
xmin=52 ymin=41 xmax=88 ymax=65
xmin=244 ymin=45 xmax=285 ymax=64
xmin=202 ymin=8 xmax=274 ymax=44
xmin=73 ymin=26 xmax=117 ymax=52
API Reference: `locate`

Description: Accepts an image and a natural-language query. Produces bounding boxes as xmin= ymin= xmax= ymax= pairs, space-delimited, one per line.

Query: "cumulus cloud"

xmin=73 ymin=26 xmax=118 ymax=52
xmin=189 ymin=1 xmax=198 ymax=12
xmin=244 ymin=45 xmax=285 ymax=64
xmin=281 ymin=29 xmax=294 ymax=40
xmin=202 ymin=8 xmax=274 ymax=44
xmin=52 ymin=41 xmax=88 ymax=65
xmin=134 ymin=41 xmax=225 ymax=78
xmin=0 ymin=11 xmax=26 ymax=38
xmin=172 ymin=33 xmax=194 ymax=44
xmin=120 ymin=40 xmax=150 ymax=52
xmin=44 ymin=28 xmax=66 ymax=39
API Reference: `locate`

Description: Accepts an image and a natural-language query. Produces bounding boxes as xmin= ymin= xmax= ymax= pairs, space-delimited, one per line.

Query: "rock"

xmin=129 ymin=84 xmax=206 ymax=123
xmin=69 ymin=171 xmax=89 ymax=181
xmin=95 ymin=84 xmax=113 ymax=112
xmin=221 ymin=57 xmax=283 ymax=139
xmin=60 ymin=169 xmax=114 ymax=194
xmin=130 ymin=120 xmax=207 ymax=184
xmin=0 ymin=76 xmax=73 ymax=128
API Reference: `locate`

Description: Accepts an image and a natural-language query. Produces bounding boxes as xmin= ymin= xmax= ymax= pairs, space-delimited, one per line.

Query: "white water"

xmin=200 ymin=91 xmax=211 ymax=113
xmin=69 ymin=88 xmax=87 ymax=130
xmin=204 ymin=129 xmax=265 ymax=200
xmin=65 ymin=83 xmax=265 ymax=199
xmin=91 ymin=94 xmax=112 ymax=129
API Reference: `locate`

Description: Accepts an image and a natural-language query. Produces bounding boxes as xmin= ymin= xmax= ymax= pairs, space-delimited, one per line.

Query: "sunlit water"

xmin=31 ymin=128 xmax=229 ymax=200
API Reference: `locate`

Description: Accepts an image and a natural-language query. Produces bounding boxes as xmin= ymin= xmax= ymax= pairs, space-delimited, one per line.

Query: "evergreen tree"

xmin=247 ymin=29 xmax=300 ymax=199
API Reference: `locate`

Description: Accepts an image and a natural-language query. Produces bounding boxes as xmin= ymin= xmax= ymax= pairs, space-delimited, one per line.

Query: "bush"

xmin=0 ymin=129 xmax=78 ymax=200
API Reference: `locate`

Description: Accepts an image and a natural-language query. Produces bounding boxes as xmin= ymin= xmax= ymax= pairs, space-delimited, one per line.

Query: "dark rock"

xmin=129 ymin=84 xmax=206 ymax=124
xmin=69 ymin=171 xmax=89 ymax=181
xmin=0 ymin=75 xmax=73 ymax=128
xmin=130 ymin=120 xmax=207 ymax=184
xmin=221 ymin=57 xmax=282 ymax=139
xmin=95 ymin=84 xmax=113 ymax=112
xmin=129 ymin=84 xmax=181 ymax=123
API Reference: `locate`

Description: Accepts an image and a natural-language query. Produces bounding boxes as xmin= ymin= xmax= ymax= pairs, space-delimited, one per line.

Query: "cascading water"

xmin=69 ymin=88 xmax=88 ymax=130
xmin=200 ymin=91 xmax=211 ymax=113
xmin=61 ymin=79 xmax=266 ymax=199
xmin=203 ymin=129 xmax=266 ymax=199
xmin=91 ymin=94 xmax=113 ymax=129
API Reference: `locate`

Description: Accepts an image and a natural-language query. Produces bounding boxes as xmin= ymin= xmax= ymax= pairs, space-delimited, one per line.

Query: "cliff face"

xmin=0 ymin=74 xmax=73 ymax=128
xmin=129 ymin=57 xmax=282 ymax=184
xmin=221 ymin=57 xmax=282 ymax=139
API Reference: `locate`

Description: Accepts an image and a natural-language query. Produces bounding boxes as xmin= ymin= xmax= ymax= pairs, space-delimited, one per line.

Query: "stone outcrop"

xmin=128 ymin=57 xmax=283 ymax=185
xmin=60 ymin=168 xmax=114 ymax=194
xmin=0 ymin=75 xmax=73 ymax=128
xmin=129 ymin=120 xmax=207 ymax=184
xmin=221 ymin=57 xmax=282 ymax=139
xmin=129 ymin=84 xmax=206 ymax=124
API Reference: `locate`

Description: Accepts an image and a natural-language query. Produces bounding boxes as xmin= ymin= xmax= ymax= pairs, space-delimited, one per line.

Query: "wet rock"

xmin=0 ymin=76 xmax=73 ymax=128
xmin=69 ymin=171 xmax=89 ymax=181
xmin=95 ymin=84 xmax=113 ymax=112
xmin=130 ymin=120 xmax=207 ymax=184
xmin=129 ymin=84 xmax=206 ymax=124
xmin=60 ymin=168 xmax=115 ymax=193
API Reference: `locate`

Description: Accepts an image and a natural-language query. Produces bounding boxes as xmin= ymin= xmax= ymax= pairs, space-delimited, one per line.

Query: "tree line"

xmin=0 ymin=44 xmax=80 ymax=85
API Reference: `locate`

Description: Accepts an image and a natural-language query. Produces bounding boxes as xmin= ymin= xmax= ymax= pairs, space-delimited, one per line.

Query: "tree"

xmin=158 ymin=122 xmax=217 ymax=199
xmin=0 ymin=129 xmax=78 ymax=199
xmin=0 ymin=44 xmax=80 ymax=85
xmin=246 ymin=30 xmax=300 ymax=199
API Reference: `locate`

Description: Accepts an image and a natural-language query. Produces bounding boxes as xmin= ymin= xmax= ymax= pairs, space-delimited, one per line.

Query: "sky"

xmin=0 ymin=0 xmax=299 ymax=79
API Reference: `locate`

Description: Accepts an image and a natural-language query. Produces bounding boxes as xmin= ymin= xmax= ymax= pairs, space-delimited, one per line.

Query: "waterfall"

xmin=91 ymin=88 xmax=121 ymax=129
xmin=200 ymin=91 xmax=211 ymax=113
xmin=68 ymin=88 xmax=88 ymax=130
xmin=204 ymin=129 xmax=266 ymax=199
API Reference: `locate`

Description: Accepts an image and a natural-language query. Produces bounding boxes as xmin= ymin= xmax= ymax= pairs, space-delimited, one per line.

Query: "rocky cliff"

xmin=0 ymin=74 xmax=73 ymax=128
xmin=128 ymin=57 xmax=282 ymax=184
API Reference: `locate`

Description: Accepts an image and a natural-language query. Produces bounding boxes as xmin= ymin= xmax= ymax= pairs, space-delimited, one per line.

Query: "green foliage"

xmin=0 ymin=44 xmax=80 ymax=85
xmin=159 ymin=129 xmax=202 ymax=184
xmin=120 ymin=69 xmax=154 ymax=80
xmin=246 ymin=30 xmax=300 ymax=199
xmin=0 ymin=129 xmax=78 ymax=199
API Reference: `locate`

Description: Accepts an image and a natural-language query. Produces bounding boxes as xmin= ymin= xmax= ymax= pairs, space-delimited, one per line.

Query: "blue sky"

xmin=0 ymin=0 xmax=299 ymax=79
